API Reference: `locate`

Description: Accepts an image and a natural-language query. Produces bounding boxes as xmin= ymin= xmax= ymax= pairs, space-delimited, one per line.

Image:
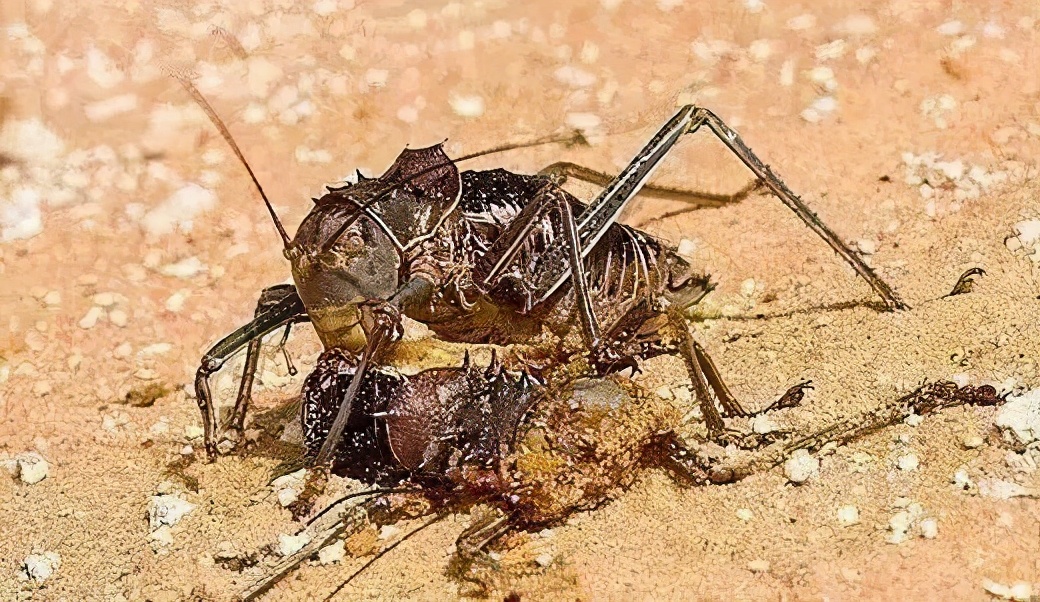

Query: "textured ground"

xmin=1 ymin=1 xmax=1039 ymax=600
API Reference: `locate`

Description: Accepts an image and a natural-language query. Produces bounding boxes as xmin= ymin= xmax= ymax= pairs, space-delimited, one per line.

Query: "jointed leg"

xmin=195 ymin=284 xmax=307 ymax=459
xmin=539 ymin=160 xmax=763 ymax=209
xmin=681 ymin=106 xmax=906 ymax=310
xmin=530 ymin=106 xmax=905 ymax=310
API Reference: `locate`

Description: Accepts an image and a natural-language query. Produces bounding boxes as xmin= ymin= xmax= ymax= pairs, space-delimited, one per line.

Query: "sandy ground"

xmin=2 ymin=0 xmax=1040 ymax=600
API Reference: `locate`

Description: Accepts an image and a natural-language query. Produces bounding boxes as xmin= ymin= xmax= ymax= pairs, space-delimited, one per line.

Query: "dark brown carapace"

xmin=300 ymin=347 xmax=690 ymax=527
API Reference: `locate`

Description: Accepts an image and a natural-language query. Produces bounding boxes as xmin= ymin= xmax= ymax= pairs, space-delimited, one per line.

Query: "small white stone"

xmin=149 ymin=525 xmax=174 ymax=546
xmin=747 ymin=559 xmax=770 ymax=573
xmin=962 ymin=435 xmax=984 ymax=449
xmin=184 ymin=425 xmax=204 ymax=440
xmin=17 ymin=452 xmax=49 ymax=484
xmin=165 ymin=290 xmax=189 ymax=313
xmin=86 ymin=46 xmax=124 ymax=88
xmin=751 ymin=414 xmax=777 ymax=435
xmin=837 ymin=505 xmax=860 ymax=526
xmin=856 ymin=239 xmax=877 ymax=255
xmin=161 ymin=256 xmax=207 ymax=279
xmin=278 ymin=532 xmax=312 ymax=556
xmin=79 ymin=306 xmax=104 ymax=329
xmin=143 ymin=185 xmax=217 ymax=236
xmin=983 ymin=579 xmax=1013 ymax=599
xmin=378 ymin=525 xmax=401 ymax=540
xmin=365 ymin=69 xmax=389 ymax=88
xmin=318 ymin=540 xmax=346 ymax=564
xmin=784 ymin=449 xmax=819 ymax=484
xmin=109 ymin=309 xmax=128 ymax=327
xmin=839 ymin=14 xmax=877 ymax=36
xmin=897 ymin=453 xmax=920 ymax=471
xmin=22 ymin=552 xmax=61 ymax=582
xmin=148 ymin=494 xmax=196 ymax=530
xmin=677 ymin=238 xmax=698 ymax=257
xmin=995 ymin=389 xmax=1040 ymax=446
xmin=313 ymin=0 xmax=338 ymax=16
xmin=43 ymin=290 xmax=61 ymax=306
xmin=94 ymin=292 xmax=119 ymax=308
xmin=904 ymin=413 xmax=923 ymax=427
xmin=886 ymin=510 xmax=912 ymax=544
xmin=448 ymin=93 xmax=485 ymax=118
xmin=786 ymin=14 xmax=816 ymax=30
xmin=1009 ymin=582 xmax=1034 ymax=601
xmin=84 ymin=94 xmax=138 ymax=122
xmin=936 ymin=20 xmax=964 ymax=36
xmin=535 ymin=552 xmax=554 ymax=567
xmin=919 ymin=518 xmax=938 ymax=539
xmin=277 ymin=487 xmax=299 ymax=507
xmin=779 ymin=59 xmax=795 ymax=86
xmin=977 ymin=478 xmax=1034 ymax=500
xmin=555 ymin=65 xmax=597 ymax=88
xmin=736 ymin=508 xmax=754 ymax=521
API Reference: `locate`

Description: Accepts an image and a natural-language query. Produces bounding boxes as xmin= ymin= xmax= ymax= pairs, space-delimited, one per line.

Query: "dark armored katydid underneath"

xmin=183 ymin=76 xmax=906 ymax=463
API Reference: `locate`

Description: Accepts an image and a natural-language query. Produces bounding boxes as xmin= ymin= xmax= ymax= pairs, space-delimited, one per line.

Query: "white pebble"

xmin=565 ymin=112 xmax=602 ymax=133
xmin=313 ymin=0 xmax=338 ymax=16
xmin=448 ymin=93 xmax=485 ymax=118
xmin=736 ymin=508 xmax=754 ymax=521
xmin=0 ymin=118 xmax=65 ymax=164
xmin=17 ymin=452 xmax=49 ymax=484
xmin=677 ymin=238 xmax=698 ymax=257
xmin=897 ymin=453 xmax=920 ymax=471
xmin=839 ymin=14 xmax=877 ymax=36
xmin=814 ymin=40 xmax=847 ymax=61
xmin=1 ymin=186 xmax=43 ymax=242
xmin=396 ymin=105 xmax=419 ymax=123
xmin=837 ymin=505 xmax=860 ymax=526
xmin=318 ymin=540 xmax=346 ymax=564
xmin=148 ymin=494 xmax=196 ymax=530
xmin=43 ymin=290 xmax=61 ymax=306
xmin=751 ymin=413 xmax=777 ymax=435
xmin=995 ymin=389 xmax=1040 ymax=446
xmin=779 ymin=59 xmax=795 ymax=86
xmin=165 ymin=290 xmax=189 ymax=313
xmin=936 ymin=20 xmax=965 ymax=36
xmin=784 ymin=449 xmax=820 ymax=484
xmin=535 ymin=552 xmax=554 ymax=567
xmin=278 ymin=532 xmax=312 ymax=556
xmin=554 ymin=65 xmax=597 ymax=88
xmin=161 ymin=256 xmax=207 ymax=278
xmin=365 ymin=69 xmax=389 ymax=88
xmin=149 ymin=525 xmax=174 ymax=546
xmin=86 ymin=46 xmax=125 ymax=88
xmin=977 ymin=478 xmax=1034 ymax=500
xmin=78 ymin=306 xmax=104 ymax=329
xmin=184 ymin=425 xmax=204 ymax=440
xmin=786 ymin=14 xmax=816 ymax=30
xmin=22 ymin=552 xmax=61 ymax=582
xmin=109 ymin=309 xmax=128 ymax=327
xmin=84 ymin=94 xmax=138 ymax=122
xmin=919 ymin=518 xmax=938 ymax=539
xmin=378 ymin=524 xmax=401 ymax=540
xmin=277 ymin=487 xmax=299 ymax=507
xmin=143 ymin=185 xmax=217 ymax=236
xmin=140 ymin=343 xmax=172 ymax=356
xmin=903 ymin=413 xmax=923 ymax=427
xmin=886 ymin=510 xmax=912 ymax=544
xmin=1013 ymin=220 xmax=1040 ymax=246
xmin=747 ymin=559 xmax=770 ymax=573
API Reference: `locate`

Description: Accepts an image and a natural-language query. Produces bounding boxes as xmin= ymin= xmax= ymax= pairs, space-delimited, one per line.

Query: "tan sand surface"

xmin=1 ymin=1 xmax=1038 ymax=600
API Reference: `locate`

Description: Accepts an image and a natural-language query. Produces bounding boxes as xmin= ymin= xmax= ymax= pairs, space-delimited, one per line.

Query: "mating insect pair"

xmin=186 ymin=72 xmax=905 ymax=470
xmin=240 ymin=347 xmax=1003 ymax=600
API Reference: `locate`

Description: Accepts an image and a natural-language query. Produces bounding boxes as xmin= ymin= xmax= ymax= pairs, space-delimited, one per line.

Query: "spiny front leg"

xmin=194 ymin=284 xmax=307 ymax=459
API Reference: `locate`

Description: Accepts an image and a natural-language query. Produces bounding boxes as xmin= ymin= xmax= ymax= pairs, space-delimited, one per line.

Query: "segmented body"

xmin=287 ymin=145 xmax=712 ymax=363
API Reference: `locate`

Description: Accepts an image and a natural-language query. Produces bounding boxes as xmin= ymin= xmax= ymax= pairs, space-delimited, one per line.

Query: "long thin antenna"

xmin=170 ymin=71 xmax=292 ymax=248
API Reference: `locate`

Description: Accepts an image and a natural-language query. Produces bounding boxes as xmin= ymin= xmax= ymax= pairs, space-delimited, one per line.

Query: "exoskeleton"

xmin=188 ymin=92 xmax=905 ymax=464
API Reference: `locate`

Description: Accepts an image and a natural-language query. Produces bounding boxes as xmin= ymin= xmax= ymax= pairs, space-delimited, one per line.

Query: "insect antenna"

xmin=322 ymin=511 xmax=450 ymax=601
xmin=169 ymin=71 xmax=292 ymax=248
